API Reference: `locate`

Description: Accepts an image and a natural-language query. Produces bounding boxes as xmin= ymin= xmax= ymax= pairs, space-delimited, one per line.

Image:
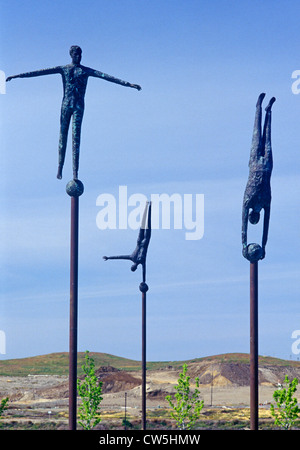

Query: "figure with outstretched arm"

xmin=242 ymin=93 xmax=275 ymax=262
xmin=103 ymin=201 xmax=151 ymax=283
xmin=6 ymin=45 xmax=141 ymax=180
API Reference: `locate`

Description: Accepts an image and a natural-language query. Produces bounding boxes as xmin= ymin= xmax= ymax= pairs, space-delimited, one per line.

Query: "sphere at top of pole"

xmin=66 ymin=179 xmax=84 ymax=197
xmin=139 ymin=282 xmax=149 ymax=293
xmin=246 ymin=243 xmax=263 ymax=263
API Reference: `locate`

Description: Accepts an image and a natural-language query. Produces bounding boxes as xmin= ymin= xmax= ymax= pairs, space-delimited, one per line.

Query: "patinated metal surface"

xmin=242 ymin=93 xmax=275 ymax=262
xmin=66 ymin=179 xmax=84 ymax=197
xmin=103 ymin=201 xmax=151 ymax=283
xmin=6 ymin=45 xmax=141 ymax=180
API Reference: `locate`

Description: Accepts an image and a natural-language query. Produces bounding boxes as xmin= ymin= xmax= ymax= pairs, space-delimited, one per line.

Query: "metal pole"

xmin=140 ymin=281 xmax=148 ymax=430
xmin=250 ymin=260 xmax=258 ymax=431
xmin=124 ymin=392 xmax=127 ymax=430
xmin=66 ymin=179 xmax=84 ymax=431
xmin=210 ymin=367 xmax=213 ymax=407
xmin=69 ymin=195 xmax=79 ymax=430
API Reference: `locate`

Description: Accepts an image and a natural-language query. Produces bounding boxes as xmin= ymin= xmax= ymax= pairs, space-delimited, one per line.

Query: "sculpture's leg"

xmin=242 ymin=203 xmax=249 ymax=258
xmin=57 ymin=108 xmax=72 ymax=179
xmin=72 ymin=108 xmax=84 ymax=180
xmin=262 ymin=97 xmax=275 ymax=163
xmin=146 ymin=201 xmax=151 ymax=240
xmin=136 ymin=202 xmax=149 ymax=246
xmin=249 ymin=93 xmax=265 ymax=162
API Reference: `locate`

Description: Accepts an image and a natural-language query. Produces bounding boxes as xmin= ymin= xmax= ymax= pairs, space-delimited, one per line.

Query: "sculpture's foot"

xmin=73 ymin=171 xmax=78 ymax=181
xmin=265 ymin=97 xmax=276 ymax=112
xmin=57 ymin=167 xmax=62 ymax=179
xmin=256 ymin=92 xmax=266 ymax=107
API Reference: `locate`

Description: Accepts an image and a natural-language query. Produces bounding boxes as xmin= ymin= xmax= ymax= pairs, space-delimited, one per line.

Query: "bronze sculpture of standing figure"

xmin=103 ymin=201 xmax=151 ymax=284
xmin=6 ymin=45 xmax=141 ymax=180
xmin=242 ymin=93 xmax=276 ymax=262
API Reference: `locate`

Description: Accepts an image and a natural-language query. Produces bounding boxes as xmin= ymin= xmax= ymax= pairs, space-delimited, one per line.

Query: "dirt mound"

xmin=258 ymin=365 xmax=300 ymax=385
xmin=183 ymin=361 xmax=300 ymax=387
xmin=220 ymin=363 xmax=250 ymax=386
xmin=186 ymin=362 xmax=236 ymax=386
xmin=34 ymin=366 xmax=141 ymax=399
xmin=147 ymin=389 xmax=170 ymax=400
xmin=95 ymin=367 xmax=141 ymax=393
xmin=36 ymin=382 xmax=69 ymax=399
xmin=95 ymin=366 xmax=119 ymax=375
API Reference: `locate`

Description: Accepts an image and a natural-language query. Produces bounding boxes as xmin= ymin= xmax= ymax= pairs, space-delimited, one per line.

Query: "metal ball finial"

xmin=246 ymin=243 xmax=263 ymax=263
xmin=139 ymin=282 xmax=149 ymax=293
xmin=66 ymin=179 xmax=84 ymax=197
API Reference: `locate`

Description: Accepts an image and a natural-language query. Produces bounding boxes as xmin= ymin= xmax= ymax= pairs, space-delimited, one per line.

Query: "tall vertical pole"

xmin=210 ymin=367 xmax=213 ymax=407
xmin=66 ymin=179 xmax=84 ymax=431
xmin=69 ymin=195 xmax=79 ymax=431
xmin=250 ymin=260 xmax=258 ymax=431
xmin=142 ymin=289 xmax=146 ymax=430
xmin=140 ymin=281 xmax=148 ymax=430
xmin=124 ymin=392 xmax=127 ymax=430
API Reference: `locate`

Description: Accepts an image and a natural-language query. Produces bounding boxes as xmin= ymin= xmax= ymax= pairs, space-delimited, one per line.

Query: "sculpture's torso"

xmin=244 ymin=156 xmax=272 ymax=209
xmin=61 ymin=64 xmax=90 ymax=109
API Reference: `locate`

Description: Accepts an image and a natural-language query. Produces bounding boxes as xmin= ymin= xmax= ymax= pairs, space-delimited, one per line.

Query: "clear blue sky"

xmin=0 ymin=0 xmax=299 ymax=362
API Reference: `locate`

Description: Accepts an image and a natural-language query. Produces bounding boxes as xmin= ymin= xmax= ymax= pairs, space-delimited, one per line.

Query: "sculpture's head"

xmin=70 ymin=45 xmax=82 ymax=64
xmin=249 ymin=209 xmax=260 ymax=225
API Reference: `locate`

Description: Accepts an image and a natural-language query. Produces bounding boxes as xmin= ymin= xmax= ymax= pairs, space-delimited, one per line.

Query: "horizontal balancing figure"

xmin=242 ymin=93 xmax=275 ymax=263
xmin=6 ymin=45 xmax=141 ymax=180
xmin=103 ymin=201 xmax=151 ymax=287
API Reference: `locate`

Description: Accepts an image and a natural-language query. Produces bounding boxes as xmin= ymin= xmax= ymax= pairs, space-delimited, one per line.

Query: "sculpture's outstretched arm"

xmin=261 ymin=205 xmax=270 ymax=256
xmin=142 ymin=261 xmax=146 ymax=283
xmin=6 ymin=66 xmax=62 ymax=82
xmin=88 ymin=68 xmax=141 ymax=90
xmin=103 ymin=255 xmax=133 ymax=261
xmin=242 ymin=203 xmax=249 ymax=257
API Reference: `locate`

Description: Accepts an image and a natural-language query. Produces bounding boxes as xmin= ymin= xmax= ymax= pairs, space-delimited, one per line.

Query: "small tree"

xmin=77 ymin=351 xmax=103 ymax=430
xmin=0 ymin=397 xmax=9 ymax=417
xmin=165 ymin=363 xmax=204 ymax=430
xmin=270 ymin=375 xmax=300 ymax=430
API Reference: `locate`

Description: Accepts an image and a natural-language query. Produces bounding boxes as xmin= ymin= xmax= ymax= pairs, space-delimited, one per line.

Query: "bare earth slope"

xmin=0 ymin=352 xmax=300 ymax=422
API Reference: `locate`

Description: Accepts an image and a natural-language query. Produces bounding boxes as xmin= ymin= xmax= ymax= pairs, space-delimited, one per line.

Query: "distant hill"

xmin=0 ymin=352 xmax=141 ymax=376
xmin=0 ymin=352 xmax=299 ymax=377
